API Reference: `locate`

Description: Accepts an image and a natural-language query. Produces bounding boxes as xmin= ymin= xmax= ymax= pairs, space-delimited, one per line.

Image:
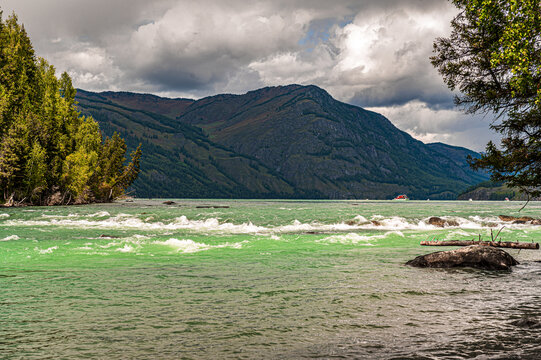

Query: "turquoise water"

xmin=1 ymin=200 xmax=540 ymax=359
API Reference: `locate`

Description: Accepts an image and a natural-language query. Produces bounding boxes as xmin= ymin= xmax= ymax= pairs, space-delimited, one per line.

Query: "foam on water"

xmin=1 ymin=235 xmax=19 ymax=241
xmin=86 ymin=211 xmax=111 ymax=217
xmin=172 ymin=216 xmax=266 ymax=233
xmin=3 ymin=215 xmax=267 ymax=233
xmin=116 ymin=244 xmax=134 ymax=253
xmin=153 ymin=238 xmax=245 ymax=253
xmin=36 ymin=246 xmax=58 ymax=254
xmin=319 ymin=231 xmax=404 ymax=245
xmin=0 ymin=213 xmax=10 ymax=218
xmin=3 ymin=212 xmax=539 ymax=236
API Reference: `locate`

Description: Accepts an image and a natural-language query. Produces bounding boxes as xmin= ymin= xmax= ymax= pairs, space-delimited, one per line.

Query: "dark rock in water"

xmin=499 ymin=215 xmax=517 ymax=222
xmin=499 ymin=214 xmax=540 ymax=225
xmin=406 ymin=245 xmax=519 ymax=270
xmin=163 ymin=201 xmax=176 ymax=205
xmin=99 ymin=234 xmax=120 ymax=239
xmin=427 ymin=216 xmax=459 ymax=227
xmin=427 ymin=217 xmax=446 ymax=227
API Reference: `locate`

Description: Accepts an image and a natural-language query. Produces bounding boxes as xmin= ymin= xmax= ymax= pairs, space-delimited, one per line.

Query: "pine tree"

xmin=0 ymin=10 xmax=141 ymax=205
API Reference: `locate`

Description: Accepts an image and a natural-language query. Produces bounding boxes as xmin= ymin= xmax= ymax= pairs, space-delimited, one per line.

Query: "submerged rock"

xmin=406 ymin=245 xmax=519 ymax=270
xmin=499 ymin=214 xmax=541 ymax=225
xmin=163 ymin=201 xmax=176 ymax=205
xmin=99 ymin=234 xmax=121 ymax=239
xmin=427 ymin=216 xmax=459 ymax=227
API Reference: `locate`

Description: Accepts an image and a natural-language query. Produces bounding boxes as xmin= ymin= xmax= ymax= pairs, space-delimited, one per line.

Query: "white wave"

xmin=155 ymin=238 xmax=209 ymax=253
xmin=86 ymin=211 xmax=111 ymax=217
xmin=172 ymin=216 xmax=267 ymax=233
xmin=116 ymin=244 xmax=134 ymax=253
xmin=276 ymin=219 xmax=369 ymax=233
xmin=76 ymin=246 xmax=93 ymax=250
xmin=319 ymin=233 xmax=375 ymax=245
xmin=132 ymin=234 xmax=150 ymax=240
xmin=319 ymin=231 xmax=403 ymax=245
xmin=153 ymin=238 xmax=245 ymax=253
xmin=0 ymin=213 xmax=9 ymax=219
xmin=4 ymin=212 xmax=537 ymax=235
xmin=353 ymin=215 xmax=369 ymax=223
xmin=1 ymin=235 xmax=19 ymax=241
xmin=41 ymin=213 xmax=78 ymax=219
xmin=2 ymin=215 xmax=267 ymax=234
xmin=36 ymin=246 xmax=58 ymax=254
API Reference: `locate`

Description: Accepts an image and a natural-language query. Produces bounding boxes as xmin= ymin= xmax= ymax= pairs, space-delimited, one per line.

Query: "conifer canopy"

xmin=0 ymin=11 xmax=141 ymax=205
xmin=431 ymin=0 xmax=541 ymax=197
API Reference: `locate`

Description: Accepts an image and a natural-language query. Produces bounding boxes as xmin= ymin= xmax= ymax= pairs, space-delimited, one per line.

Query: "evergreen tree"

xmin=0 ymin=10 xmax=141 ymax=205
xmin=431 ymin=0 xmax=541 ymax=197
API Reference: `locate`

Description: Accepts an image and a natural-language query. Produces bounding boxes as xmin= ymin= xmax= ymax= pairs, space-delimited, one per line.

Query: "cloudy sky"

xmin=2 ymin=0 xmax=498 ymax=150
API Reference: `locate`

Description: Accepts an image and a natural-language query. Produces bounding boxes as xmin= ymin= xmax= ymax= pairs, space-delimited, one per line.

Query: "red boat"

xmin=393 ymin=194 xmax=409 ymax=200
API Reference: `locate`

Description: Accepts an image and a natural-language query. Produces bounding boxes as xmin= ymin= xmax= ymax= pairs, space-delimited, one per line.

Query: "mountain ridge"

xmin=75 ymin=84 xmax=489 ymax=199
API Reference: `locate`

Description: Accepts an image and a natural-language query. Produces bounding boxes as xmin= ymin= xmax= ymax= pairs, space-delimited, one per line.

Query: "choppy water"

xmin=1 ymin=200 xmax=540 ymax=359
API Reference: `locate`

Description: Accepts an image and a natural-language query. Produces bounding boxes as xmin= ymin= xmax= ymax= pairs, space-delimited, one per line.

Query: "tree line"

xmin=0 ymin=12 xmax=141 ymax=205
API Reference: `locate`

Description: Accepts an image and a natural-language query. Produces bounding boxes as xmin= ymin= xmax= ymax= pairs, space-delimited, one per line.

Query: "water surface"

xmin=1 ymin=200 xmax=540 ymax=359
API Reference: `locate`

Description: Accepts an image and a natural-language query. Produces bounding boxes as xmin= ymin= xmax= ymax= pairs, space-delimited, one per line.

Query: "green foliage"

xmin=432 ymin=0 xmax=541 ymax=197
xmin=0 ymin=11 xmax=141 ymax=205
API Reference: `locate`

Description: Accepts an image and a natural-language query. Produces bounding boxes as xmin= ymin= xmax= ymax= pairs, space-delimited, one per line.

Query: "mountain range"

xmin=75 ymin=84 xmax=488 ymax=199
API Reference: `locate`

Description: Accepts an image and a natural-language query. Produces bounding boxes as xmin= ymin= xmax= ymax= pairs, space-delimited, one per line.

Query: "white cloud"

xmin=117 ymin=1 xmax=312 ymax=92
xmin=0 ymin=0 xmax=499 ymax=151
xmin=367 ymin=101 xmax=500 ymax=151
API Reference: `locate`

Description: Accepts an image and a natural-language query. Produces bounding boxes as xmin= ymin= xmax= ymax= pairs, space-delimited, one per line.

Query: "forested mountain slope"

xmin=76 ymin=85 xmax=489 ymax=199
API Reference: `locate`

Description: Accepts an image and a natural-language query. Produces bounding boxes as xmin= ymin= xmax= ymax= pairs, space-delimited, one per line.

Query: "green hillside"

xmin=76 ymin=90 xmax=296 ymax=198
xmin=76 ymin=85 xmax=489 ymax=199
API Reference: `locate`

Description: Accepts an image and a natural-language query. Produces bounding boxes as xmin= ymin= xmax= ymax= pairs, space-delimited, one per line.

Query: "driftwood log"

xmin=420 ymin=240 xmax=539 ymax=250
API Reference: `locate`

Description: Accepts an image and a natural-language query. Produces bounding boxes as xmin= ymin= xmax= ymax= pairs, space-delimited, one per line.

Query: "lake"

xmin=1 ymin=200 xmax=540 ymax=359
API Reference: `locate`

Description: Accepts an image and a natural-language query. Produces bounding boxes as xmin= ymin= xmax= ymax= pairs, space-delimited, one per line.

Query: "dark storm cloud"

xmin=0 ymin=0 xmax=498 ymax=150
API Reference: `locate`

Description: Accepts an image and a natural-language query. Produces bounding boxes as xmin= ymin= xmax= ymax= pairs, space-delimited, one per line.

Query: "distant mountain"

xmin=76 ymin=85 xmax=489 ymax=199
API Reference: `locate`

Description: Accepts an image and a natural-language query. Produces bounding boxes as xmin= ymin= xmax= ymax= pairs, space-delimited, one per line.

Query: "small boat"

xmin=505 ymin=197 xmax=510 ymax=201
xmin=393 ymin=194 xmax=409 ymax=201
